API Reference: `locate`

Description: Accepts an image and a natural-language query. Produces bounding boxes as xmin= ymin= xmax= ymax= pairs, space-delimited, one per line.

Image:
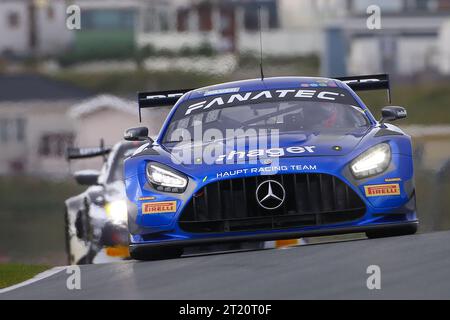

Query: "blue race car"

xmin=123 ymin=74 xmax=418 ymax=260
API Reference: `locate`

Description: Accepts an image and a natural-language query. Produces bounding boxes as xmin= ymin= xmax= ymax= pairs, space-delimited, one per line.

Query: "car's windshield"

xmin=163 ymin=88 xmax=369 ymax=144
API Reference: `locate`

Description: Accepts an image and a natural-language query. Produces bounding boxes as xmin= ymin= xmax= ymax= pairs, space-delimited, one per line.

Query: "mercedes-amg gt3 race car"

xmin=123 ymin=74 xmax=418 ymax=260
xmin=65 ymin=140 xmax=144 ymax=264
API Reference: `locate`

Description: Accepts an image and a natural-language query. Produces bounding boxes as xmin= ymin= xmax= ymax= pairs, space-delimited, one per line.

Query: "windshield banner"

xmin=173 ymin=88 xmax=357 ymax=119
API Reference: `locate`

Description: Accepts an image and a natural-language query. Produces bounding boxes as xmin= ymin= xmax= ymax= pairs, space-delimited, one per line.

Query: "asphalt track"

xmin=2 ymin=231 xmax=450 ymax=299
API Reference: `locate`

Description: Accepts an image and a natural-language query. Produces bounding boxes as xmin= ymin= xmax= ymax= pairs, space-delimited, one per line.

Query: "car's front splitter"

xmin=129 ymin=220 xmax=418 ymax=252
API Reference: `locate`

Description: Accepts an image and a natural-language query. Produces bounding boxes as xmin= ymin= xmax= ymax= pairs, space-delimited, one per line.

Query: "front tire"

xmin=366 ymin=223 xmax=418 ymax=239
xmin=130 ymin=247 xmax=184 ymax=261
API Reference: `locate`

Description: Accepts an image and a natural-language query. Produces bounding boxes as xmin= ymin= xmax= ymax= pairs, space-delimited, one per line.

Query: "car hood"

xmin=163 ymin=128 xmax=370 ymax=164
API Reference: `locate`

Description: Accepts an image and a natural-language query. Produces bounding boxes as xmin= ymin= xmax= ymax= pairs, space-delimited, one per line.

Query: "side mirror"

xmin=73 ymin=170 xmax=100 ymax=186
xmin=124 ymin=127 xmax=152 ymax=142
xmin=381 ymin=106 xmax=407 ymax=123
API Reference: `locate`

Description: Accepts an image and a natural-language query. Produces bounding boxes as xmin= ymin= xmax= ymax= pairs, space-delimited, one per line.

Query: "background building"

xmin=136 ymin=0 xmax=279 ymax=53
xmin=0 ymin=74 xmax=92 ymax=176
xmin=0 ymin=0 xmax=72 ymax=57
xmin=342 ymin=0 xmax=450 ymax=76
xmin=67 ymin=94 xmax=170 ymax=170
xmin=62 ymin=0 xmax=140 ymax=65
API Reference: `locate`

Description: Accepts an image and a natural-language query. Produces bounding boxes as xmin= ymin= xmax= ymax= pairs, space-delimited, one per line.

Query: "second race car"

xmin=64 ymin=140 xmax=144 ymax=264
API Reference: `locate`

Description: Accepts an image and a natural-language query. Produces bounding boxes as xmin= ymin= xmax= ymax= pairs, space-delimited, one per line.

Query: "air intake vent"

xmin=179 ymin=173 xmax=366 ymax=233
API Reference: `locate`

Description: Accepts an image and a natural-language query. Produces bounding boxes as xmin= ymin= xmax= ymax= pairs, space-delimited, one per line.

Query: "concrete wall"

xmin=438 ymin=19 xmax=450 ymax=74
xmin=36 ymin=0 xmax=73 ymax=55
xmin=71 ymin=107 xmax=170 ymax=146
xmin=348 ymin=38 xmax=383 ymax=75
xmin=0 ymin=104 xmax=28 ymax=174
xmin=396 ymin=37 xmax=437 ymax=75
xmin=278 ymin=0 xmax=347 ymax=29
xmin=73 ymin=109 xmax=139 ymax=148
xmin=74 ymin=0 xmax=142 ymax=10
xmin=0 ymin=1 xmax=29 ymax=55
xmin=27 ymin=103 xmax=75 ymax=176
xmin=70 ymin=106 xmax=170 ymax=171
xmin=137 ymin=31 xmax=222 ymax=51
xmin=136 ymin=0 xmax=332 ymax=56
xmin=0 ymin=0 xmax=72 ymax=57
xmin=0 ymin=99 xmax=170 ymax=177
xmin=348 ymin=36 xmax=438 ymax=75
xmin=0 ymin=101 xmax=75 ymax=176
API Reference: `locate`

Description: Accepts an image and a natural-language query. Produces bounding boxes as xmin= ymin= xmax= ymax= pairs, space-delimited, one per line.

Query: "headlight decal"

xmin=146 ymin=162 xmax=188 ymax=193
xmin=350 ymin=143 xmax=391 ymax=179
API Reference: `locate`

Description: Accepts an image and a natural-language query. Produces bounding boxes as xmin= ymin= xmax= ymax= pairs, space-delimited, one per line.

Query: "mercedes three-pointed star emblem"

xmin=255 ymin=180 xmax=286 ymax=210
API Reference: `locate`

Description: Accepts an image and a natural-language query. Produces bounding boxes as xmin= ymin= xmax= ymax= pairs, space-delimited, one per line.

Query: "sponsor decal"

xmin=216 ymin=164 xmax=317 ymax=179
xmin=327 ymin=81 xmax=338 ymax=87
xmin=142 ymin=201 xmax=177 ymax=214
xmin=364 ymin=184 xmax=400 ymax=197
xmin=384 ymin=177 xmax=402 ymax=182
xmin=396 ymin=109 xmax=407 ymax=117
xmin=215 ymin=146 xmax=316 ymax=163
xmin=145 ymin=93 xmax=184 ymax=100
xmin=203 ymin=87 xmax=240 ymax=96
xmin=66 ymin=146 xmax=109 ymax=159
xmin=138 ymin=196 xmax=156 ymax=201
xmin=342 ymin=78 xmax=383 ymax=86
xmin=179 ymin=88 xmax=354 ymax=117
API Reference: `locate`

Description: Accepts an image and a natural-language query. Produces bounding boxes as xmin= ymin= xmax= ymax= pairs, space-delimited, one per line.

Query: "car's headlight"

xmin=350 ymin=143 xmax=391 ymax=179
xmin=146 ymin=163 xmax=188 ymax=192
xmin=105 ymin=200 xmax=128 ymax=224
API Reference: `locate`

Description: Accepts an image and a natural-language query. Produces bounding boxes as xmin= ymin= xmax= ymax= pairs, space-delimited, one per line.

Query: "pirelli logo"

xmin=364 ymin=184 xmax=400 ymax=197
xmin=142 ymin=201 xmax=177 ymax=214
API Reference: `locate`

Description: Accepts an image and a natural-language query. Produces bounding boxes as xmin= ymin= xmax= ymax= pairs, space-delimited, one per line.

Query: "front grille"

xmin=179 ymin=173 xmax=366 ymax=233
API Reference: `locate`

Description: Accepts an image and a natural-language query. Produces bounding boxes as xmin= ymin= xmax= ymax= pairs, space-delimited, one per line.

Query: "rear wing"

xmin=66 ymin=139 xmax=111 ymax=163
xmin=138 ymin=89 xmax=194 ymax=122
xmin=66 ymin=146 xmax=111 ymax=160
xmin=136 ymin=74 xmax=391 ymax=121
xmin=335 ymin=74 xmax=391 ymax=103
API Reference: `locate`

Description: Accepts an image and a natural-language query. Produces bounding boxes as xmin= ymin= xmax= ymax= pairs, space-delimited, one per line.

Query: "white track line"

xmin=0 ymin=266 xmax=67 ymax=294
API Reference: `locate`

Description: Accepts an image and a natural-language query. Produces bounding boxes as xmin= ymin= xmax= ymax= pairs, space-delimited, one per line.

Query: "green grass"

xmin=359 ymin=83 xmax=450 ymax=125
xmin=414 ymin=168 xmax=450 ymax=232
xmin=0 ymin=176 xmax=83 ymax=214
xmin=0 ymin=264 xmax=50 ymax=289
xmin=51 ymin=55 xmax=320 ymax=96
xmin=53 ymin=70 xmax=229 ymax=96
xmin=0 ymin=177 xmax=83 ymax=264
xmin=236 ymin=54 xmax=320 ymax=77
